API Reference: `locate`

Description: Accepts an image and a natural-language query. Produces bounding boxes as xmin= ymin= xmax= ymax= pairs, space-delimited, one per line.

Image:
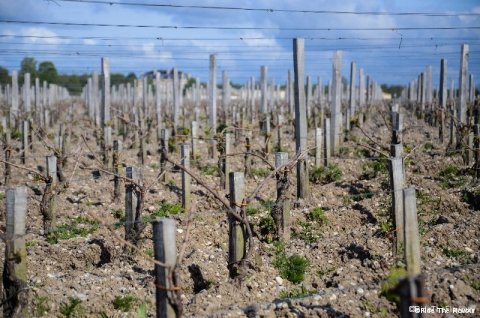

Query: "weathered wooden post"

xmin=474 ymin=124 xmax=480 ymax=179
xmin=331 ymin=51 xmax=343 ymax=155
xmin=293 ymin=38 xmax=309 ymax=199
xmin=439 ymin=59 xmax=447 ymax=143
xmin=315 ymin=127 xmax=322 ymax=167
xmin=155 ymin=71 xmax=162 ymax=139
xmin=101 ymin=58 xmax=111 ymax=127
xmin=274 ymin=152 xmax=290 ymax=241
xmin=403 ymin=187 xmax=421 ymax=276
xmin=152 ymin=218 xmax=177 ymax=318
xmin=125 ymin=166 xmax=143 ymax=245
xmin=181 ymin=144 xmax=191 ymax=212
xmin=41 ymin=155 xmax=57 ymax=234
xmin=244 ymin=136 xmax=252 ymax=177
xmin=389 ymin=157 xmax=405 ymax=254
xmin=103 ymin=126 xmax=112 ymax=168
xmin=260 ymin=66 xmax=271 ymax=153
xmin=191 ymin=121 xmax=199 ymax=159
xmin=24 ymin=72 xmax=31 ymax=113
xmin=208 ymin=54 xmax=217 ymax=159
xmin=113 ymin=140 xmax=122 ymax=203
xmin=458 ymin=44 xmax=469 ymax=148
xmin=222 ymin=133 xmax=232 ymax=190
xmin=3 ymin=187 xmax=28 ymax=318
xmin=348 ymin=62 xmax=356 ymax=130
xmin=160 ymin=128 xmax=170 ymax=182
xmin=172 ymin=68 xmax=179 ymax=135
xmin=3 ymin=130 xmax=11 ymax=186
xmin=10 ymin=71 xmax=19 ymax=128
xmin=21 ymin=120 xmax=29 ymax=164
xmin=228 ymin=172 xmax=246 ymax=278
xmin=324 ymin=118 xmax=331 ymax=166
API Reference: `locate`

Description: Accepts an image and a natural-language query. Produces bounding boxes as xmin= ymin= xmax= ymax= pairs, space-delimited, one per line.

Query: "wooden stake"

xmin=181 ymin=144 xmax=191 ymax=211
xmin=3 ymin=187 xmax=28 ymax=318
xmin=152 ymin=218 xmax=177 ymax=318
xmin=274 ymin=152 xmax=290 ymax=241
xmin=403 ymin=187 xmax=421 ymax=276
xmin=125 ymin=166 xmax=143 ymax=245
xmin=389 ymin=157 xmax=405 ymax=254
xmin=293 ymin=38 xmax=309 ymax=199
xmin=228 ymin=172 xmax=246 ymax=278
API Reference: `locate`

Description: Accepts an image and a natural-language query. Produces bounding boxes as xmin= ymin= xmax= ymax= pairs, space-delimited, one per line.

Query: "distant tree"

xmin=111 ymin=73 xmax=126 ymax=86
xmin=125 ymin=72 xmax=137 ymax=84
xmin=38 ymin=61 xmax=59 ymax=84
xmin=20 ymin=57 xmax=37 ymax=84
xmin=0 ymin=66 xmax=10 ymax=85
xmin=381 ymin=84 xmax=403 ymax=98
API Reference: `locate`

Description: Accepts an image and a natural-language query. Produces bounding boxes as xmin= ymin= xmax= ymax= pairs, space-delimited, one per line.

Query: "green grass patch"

xmin=246 ymin=206 xmax=260 ymax=216
xmin=273 ymin=242 xmax=310 ymax=284
xmin=251 ymin=167 xmax=271 ymax=178
xmin=34 ymin=295 xmax=50 ymax=317
xmin=381 ymin=265 xmax=407 ymax=304
xmin=113 ymin=294 xmax=139 ymax=312
xmin=200 ymin=163 xmax=218 ymax=176
xmin=362 ymin=157 xmax=388 ymax=179
xmin=144 ymin=203 xmax=184 ymax=222
xmin=308 ymin=207 xmax=328 ymax=225
xmin=309 ymin=163 xmax=342 ymax=184
xmin=60 ymin=297 xmax=84 ymax=318
xmin=259 ymin=216 xmax=275 ymax=243
xmin=436 ymin=164 xmax=468 ymax=188
xmin=442 ymin=246 xmax=466 ymax=259
xmin=47 ymin=216 xmax=99 ymax=244
xmin=293 ymin=221 xmax=321 ymax=244
xmin=279 ymin=286 xmax=317 ymax=299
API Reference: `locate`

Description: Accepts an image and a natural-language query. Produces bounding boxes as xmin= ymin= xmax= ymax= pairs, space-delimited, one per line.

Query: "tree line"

xmin=0 ymin=57 xmax=138 ymax=96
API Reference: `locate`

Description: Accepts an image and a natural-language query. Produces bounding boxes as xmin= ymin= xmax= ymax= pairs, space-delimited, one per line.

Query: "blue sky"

xmin=0 ymin=0 xmax=479 ymax=87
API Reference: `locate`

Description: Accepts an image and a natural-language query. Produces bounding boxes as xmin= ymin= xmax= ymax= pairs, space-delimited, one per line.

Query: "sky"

xmin=0 ymin=0 xmax=479 ymax=88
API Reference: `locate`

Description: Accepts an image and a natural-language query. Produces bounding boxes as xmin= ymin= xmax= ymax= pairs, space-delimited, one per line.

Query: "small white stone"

xmin=216 ymin=295 xmax=222 ymax=298
xmin=365 ymin=312 xmax=371 ymax=317
xmin=177 ymin=229 xmax=184 ymax=233
xmin=329 ymin=294 xmax=337 ymax=301
xmin=148 ymin=206 xmax=155 ymax=212
xmin=465 ymin=247 xmax=473 ymax=253
xmin=275 ymin=276 xmax=284 ymax=285
xmin=356 ymin=288 xmax=364 ymax=295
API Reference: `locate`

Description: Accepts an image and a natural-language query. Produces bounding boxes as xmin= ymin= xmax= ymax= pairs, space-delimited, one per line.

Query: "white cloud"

xmin=21 ymin=27 xmax=69 ymax=45
xmin=83 ymin=39 xmax=97 ymax=45
xmin=140 ymin=42 xmax=173 ymax=61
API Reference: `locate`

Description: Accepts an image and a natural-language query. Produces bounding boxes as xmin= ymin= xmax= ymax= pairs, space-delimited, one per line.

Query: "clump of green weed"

xmin=259 ymin=216 xmax=275 ymax=243
xmin=273 ymin=242 xmax=310 ymax=284
xmin=308 ymin=207 xmax=328 ymax=225
xmin=381 ymin=265 xmax=407 ymax=303
xmin=309 ymin=164 xmax=342 ymax=184
xmin=113 ymin=294 xmax=138 ymax=312
xmin=246 ymin=206 xmax=260 ymax=215
xmin=47 ymin=216 xmax=99 ymax=244
xmin=279 ymin=286 xmax=317 ymax=299
xmin=362 ymin=157 xmax=388 ymax=179
xmin=261 ymin=199 xmax=275 ymax=212
xmin=436 ymin=164 xmax=468 ymax=188
xmin=251 ymin=168 xmax=270 ymax=178
xmin=293 ymin=221 xmax=321 ymax=244
xmin=442 ymin=246 xmax=466 ymax=259
xmin=145 ymin=202 xmax=183 ymax=222
xmin=60 ymin=297 xmax=84 ymax=318
xmin=200 ymin=163 xmax=218 ymax=176
xmin=34 ymin=295 xmax=50 ymax=317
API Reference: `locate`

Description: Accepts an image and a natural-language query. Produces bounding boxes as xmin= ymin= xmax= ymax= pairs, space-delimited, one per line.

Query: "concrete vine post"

xmin=3 ymin=187 xmax=28 ymax=318
xmin=293 ymin=38 xmax=309 ymax=199
xmin=228 ymin=172 xmax=246 ymax=278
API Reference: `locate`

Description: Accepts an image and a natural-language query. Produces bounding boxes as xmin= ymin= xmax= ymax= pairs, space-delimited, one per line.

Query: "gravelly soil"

xmin=0 ymin=100 xmax=478 ymax=317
